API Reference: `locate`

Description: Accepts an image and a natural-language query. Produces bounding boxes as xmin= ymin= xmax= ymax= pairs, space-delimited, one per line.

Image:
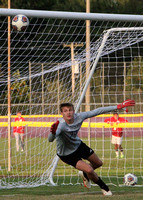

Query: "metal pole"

xmin=123 ymin=62 xmax=126 ymax=101
xmin=102 ymin=126 xmax=105 ymax=159
xmin=63 ymin=43 xmax=83 ymax=98
xmin=86 ymin=0 xmax=90 ymax=112
xmin=25 ymin=125 xmax=28 ymax=157
xmin=1 ymin=8 xmax=143 ymax=22
xmin=80 ymin=63 xmax=82 ymax=112
xmin=29 ymin=61 xmax=32 ymax=115
xmin=71 ymin=42 xmax=75 ymax=96
xmin=42 ymin=64 xmax=44 ymax=114
xmin=57 ymin=66 xmax=60 ymax=114
xmin=102 ymin=62 xmax=105 ymax=106
xmin=8 ymin=0 xmax=11 ymax=172
xmin=86 ymin=0 xmax=91 ymax=147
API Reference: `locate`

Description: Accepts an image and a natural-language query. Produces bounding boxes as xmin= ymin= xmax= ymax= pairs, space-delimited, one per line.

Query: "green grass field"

xmin=0 ymin=184 xmax=143 ymax=200
xmin=0 ymin=136 xmax=142 ymax=199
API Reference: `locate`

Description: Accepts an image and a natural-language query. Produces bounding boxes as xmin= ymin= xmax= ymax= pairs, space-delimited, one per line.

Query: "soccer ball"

xmin=123 ymin=173 xmax=137 ymax=186
xmin=12 ymin=14 xmax=29 ymax=31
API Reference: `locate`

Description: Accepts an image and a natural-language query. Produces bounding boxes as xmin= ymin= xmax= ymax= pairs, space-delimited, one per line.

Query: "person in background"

xmin=104 ymin=110 xmax=128 ymax=158
xmin=13 ymin=112 xmax=25 ymax=152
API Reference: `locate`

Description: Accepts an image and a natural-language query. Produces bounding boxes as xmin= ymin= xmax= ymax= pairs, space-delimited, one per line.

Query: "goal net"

xmin=0 ymin=8 xmax=143 ymax=188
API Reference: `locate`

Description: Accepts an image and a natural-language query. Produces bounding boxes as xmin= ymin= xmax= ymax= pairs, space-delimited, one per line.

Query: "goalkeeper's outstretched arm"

xmin=80 ymin=99 xmax=135 ymax=120
xmin=48 ymin=99 xmax=135 ymax=142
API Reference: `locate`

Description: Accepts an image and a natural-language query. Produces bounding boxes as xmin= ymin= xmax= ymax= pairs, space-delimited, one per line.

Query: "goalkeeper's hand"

xmin=117 ymin=99 xmax=135 ymax=110
xmin=50 ymin=120 xmax=59 ymax=134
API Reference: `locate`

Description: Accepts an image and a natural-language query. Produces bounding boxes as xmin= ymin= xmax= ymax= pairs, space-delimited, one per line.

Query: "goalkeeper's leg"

xmin=76 ymin=154 xmax=112 ymax=196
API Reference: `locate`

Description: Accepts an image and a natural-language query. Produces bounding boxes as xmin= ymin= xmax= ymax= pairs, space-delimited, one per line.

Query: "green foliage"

xmin=0 ymin=0 xmax=7 ymax=8
xmin=10 ymin=69 xmax=30 ymax=104
xmin=11 ymin=0 xmax=56 ymax=10
xmin=91 ymin=0 xmax=120 ymax=13
xmin=1 ymin=0 xmax=143 ymax=15
xmin=126 ymin=57 xmax=143 ymax=92
xmin=51 ymin=0 xmax=85 ymax=12
xmin=44 ymin=77 xmax=73 ymax=104
xmin=124 ymin=0 xmax=143 ymax=14
xmin=91 ymin=0 xmax=143 ymax=14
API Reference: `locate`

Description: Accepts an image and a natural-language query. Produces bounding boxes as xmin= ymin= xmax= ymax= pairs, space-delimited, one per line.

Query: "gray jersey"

xmin=48 ymin=106 xmax=117 ymax=156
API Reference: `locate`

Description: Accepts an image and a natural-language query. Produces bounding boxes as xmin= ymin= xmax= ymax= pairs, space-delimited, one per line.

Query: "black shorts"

xmin=58 ymin=141 xmax=94 ymax=167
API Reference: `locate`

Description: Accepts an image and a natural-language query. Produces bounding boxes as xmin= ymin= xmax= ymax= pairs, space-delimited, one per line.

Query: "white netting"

xmin=0 ymin=10 xmax=143 ymax=188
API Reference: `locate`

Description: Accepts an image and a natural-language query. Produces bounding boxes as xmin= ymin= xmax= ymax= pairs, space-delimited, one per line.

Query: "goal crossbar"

xmin=1 ymin=8 xmax=143 ymax=22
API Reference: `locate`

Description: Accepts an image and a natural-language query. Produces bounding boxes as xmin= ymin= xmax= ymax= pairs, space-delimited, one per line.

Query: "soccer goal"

xmin=0 ymin=8 xmax=143 ymax=188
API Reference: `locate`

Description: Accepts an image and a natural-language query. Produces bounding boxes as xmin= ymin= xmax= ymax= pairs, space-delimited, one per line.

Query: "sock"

xmin=83 ymin=171 xmax=89 ymax=181
xmin=96 ymin=177 xmax=109 ymax=192
xmin=115 ymin=150 xmax=119 ymax=157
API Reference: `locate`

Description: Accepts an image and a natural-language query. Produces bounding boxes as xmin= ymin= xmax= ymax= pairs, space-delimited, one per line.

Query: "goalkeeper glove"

xmin=117 ymin=99 xmax=135 ymax=110
xmin=50 ymin=120 xmax=59 ymax=134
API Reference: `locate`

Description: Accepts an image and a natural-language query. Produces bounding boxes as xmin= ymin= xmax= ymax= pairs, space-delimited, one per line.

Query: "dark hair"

xmin=17 ymin=112 xmax=21 ymax=114
xmin=113 ymin=110 xmax=118 ymax=115
xmin=60 ymin=103 xmax=74 ymax=112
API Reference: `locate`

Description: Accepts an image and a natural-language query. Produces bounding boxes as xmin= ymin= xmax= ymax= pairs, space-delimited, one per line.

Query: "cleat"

xmin=79 ymin=171 xmax=91 ymax=189
xmin=102 ymin=189 xmax=112 ymax=196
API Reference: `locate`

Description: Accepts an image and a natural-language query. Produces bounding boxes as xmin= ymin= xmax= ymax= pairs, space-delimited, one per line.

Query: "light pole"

xmin=86 ymin=0 xmax=91 ymax=147
xmin=63 ymin=43 xmax=83 ymax=96
xmin=86 ymin=0 xmax=90 ymax=112
xmin=8 ymin=0 xmax=11 ymax=171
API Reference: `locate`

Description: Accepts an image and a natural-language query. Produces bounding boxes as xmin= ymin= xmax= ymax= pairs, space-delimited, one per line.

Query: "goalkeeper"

xmin=48 ymin=100 xmax=135 ymax=196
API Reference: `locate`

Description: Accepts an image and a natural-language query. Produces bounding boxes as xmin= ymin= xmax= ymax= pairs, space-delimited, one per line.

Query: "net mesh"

xmin=0 ymin=12 xmax=143 ymax=188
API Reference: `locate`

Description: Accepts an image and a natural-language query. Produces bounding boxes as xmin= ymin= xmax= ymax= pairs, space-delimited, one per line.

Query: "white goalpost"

xmin=0 ymin=8 xmax=143 ymax=188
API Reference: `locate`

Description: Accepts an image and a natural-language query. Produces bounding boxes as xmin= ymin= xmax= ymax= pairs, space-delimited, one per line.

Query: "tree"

xmin=10 ymin=0 xmax=62 ymax=10
xmin=1 ymin=0 xmax=143 ymax=15
xmin=124 ymin=0 xmax=143 ymax=14
xmin=0 ymin=0 xmax=7 ymax=8
xmin=10 ymin=69 xmax=30 ymax=104
xmin=126 ymin=57 xmax=143 ymax=92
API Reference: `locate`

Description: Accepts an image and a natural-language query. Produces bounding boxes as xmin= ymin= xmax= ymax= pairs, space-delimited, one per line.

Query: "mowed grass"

xmin=0 ymin=136 xmax=142 ymax=199
xmin=0 ymin=184 xmax=143 ymax=200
